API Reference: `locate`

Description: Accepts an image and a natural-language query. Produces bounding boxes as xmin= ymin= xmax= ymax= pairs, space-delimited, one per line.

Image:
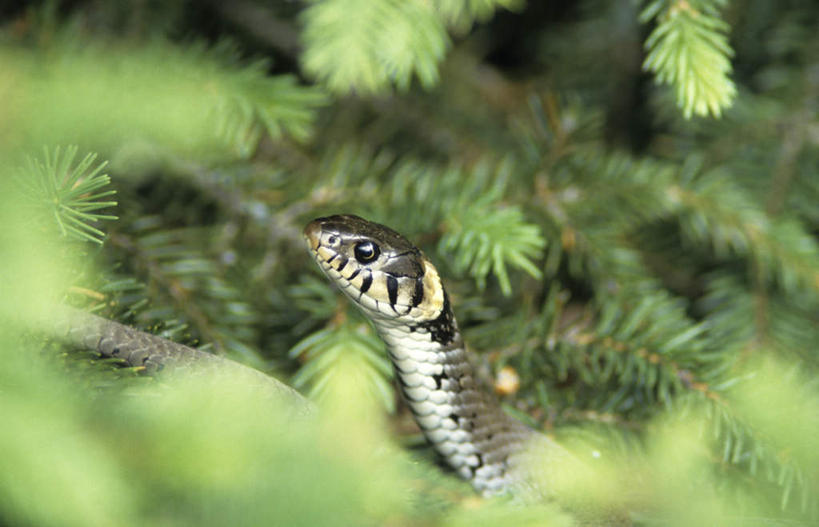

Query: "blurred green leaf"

xmin=301 ymin=0 xmax=449 ymax=93
xmin=641 ymin=0 xmax=736 ymax=118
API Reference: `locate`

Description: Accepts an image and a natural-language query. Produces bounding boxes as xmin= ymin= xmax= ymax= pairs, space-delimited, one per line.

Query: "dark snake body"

xmin=49 ymin=306 xmax=313 ymax=416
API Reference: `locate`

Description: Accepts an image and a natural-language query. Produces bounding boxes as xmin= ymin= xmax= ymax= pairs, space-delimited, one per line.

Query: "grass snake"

xmin=304 ymin=214 xmax=567 ymax=497
xmin=45 ymin=213 xmax=567 ymax=499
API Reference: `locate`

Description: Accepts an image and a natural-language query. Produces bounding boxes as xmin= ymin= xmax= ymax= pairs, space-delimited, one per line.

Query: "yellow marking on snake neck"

xmin=416 ymin=258 xmax=444 ymax=319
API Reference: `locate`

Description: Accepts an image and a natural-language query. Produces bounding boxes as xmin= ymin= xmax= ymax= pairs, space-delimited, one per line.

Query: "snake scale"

xmin=305 ymin=214 xmax=564 ymax=496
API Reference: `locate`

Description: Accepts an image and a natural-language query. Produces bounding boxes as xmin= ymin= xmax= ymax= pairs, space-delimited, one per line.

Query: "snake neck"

xmin=302 ymin=215 xmax=549 ymax=496
xmin=370 ymin=292 xmax=534 ymax=496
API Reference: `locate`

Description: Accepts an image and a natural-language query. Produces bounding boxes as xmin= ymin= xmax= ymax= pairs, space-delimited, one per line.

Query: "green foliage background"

xmin=0 ymin=0 xmax=817 ymax=525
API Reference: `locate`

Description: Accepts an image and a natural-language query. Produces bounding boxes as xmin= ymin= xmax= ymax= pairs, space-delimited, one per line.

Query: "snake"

xmin=304 ymin=214 xmax=565 ymax=497
xmin=46 ymin=306 xmax=314 ymax=416
xmin=46 ymin=214 xmax=563 ymax=498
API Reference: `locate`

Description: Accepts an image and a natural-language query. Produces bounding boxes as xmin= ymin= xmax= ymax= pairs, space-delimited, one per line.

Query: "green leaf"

xmin=301 ymin=0 xmax=449 ymax=94
xmin=290 ymin=321 xmax=394 ymax=412
xmin=16 ymin=146 xmax=117 ymax=244
xmin=434 ymin=0 xmax=524 ymax=34
xmin=441 ymin=206 xmax=545 ymax=296
xmin=641 ymin=0 xmax=736 ymax=118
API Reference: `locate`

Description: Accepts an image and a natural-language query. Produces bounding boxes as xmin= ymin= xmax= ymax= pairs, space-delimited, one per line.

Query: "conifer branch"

xmin=16 ymin=146 xmax=117 ymax=245
xmin=434 ymin=0 xmax=524 ymax=34
xmin=301 ymin=0 xmax=449 ymax=93
xmin=641 ymin=0 xmax=737 ymax=118
xmin=289 ymin=320 xmax=394 ymax=411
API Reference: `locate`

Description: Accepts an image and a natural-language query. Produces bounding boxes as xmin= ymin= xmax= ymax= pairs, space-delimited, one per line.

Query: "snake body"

xmin=304 ymin=214 xmax=559 ymax=496
xmin=46 ymin=214 xmax=561 ymax=497
xmin=47 ymin=306 xmax=313 ymax=416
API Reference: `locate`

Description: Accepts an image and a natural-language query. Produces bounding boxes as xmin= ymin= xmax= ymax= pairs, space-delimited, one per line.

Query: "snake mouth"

xmin=303 ymin=219 xmax=322 ymax=251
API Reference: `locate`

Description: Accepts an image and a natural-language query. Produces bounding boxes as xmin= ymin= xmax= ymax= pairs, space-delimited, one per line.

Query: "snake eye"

xmin=354 ymin=241 xmax=380 ymax=263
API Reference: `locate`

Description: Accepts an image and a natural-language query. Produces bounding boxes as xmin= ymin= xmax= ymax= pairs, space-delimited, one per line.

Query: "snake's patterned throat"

xmin=304 ymin=214 xmax=546 ymax=496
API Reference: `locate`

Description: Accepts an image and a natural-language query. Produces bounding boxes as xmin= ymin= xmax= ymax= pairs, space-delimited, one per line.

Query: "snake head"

xmin=304 ymin=214 xmax=445 ymax=321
